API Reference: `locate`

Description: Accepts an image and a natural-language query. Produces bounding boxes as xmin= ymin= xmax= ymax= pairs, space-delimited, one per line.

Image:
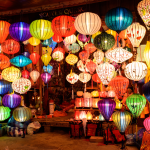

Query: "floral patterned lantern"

xmin=66 ymin=73 xmax=79 ymax=84
xmin=22 ymin=70 xmax=30 ymax=79
xmin=77 ymin=60 xmax=89 ymax=72
xmin=30 ymin=52 xmax=40 ymax=65
xmin=79 ymin=51 xmax=89 ymax=63
xmin=43 ymin=65 xmax=53 ymax=73
xmin=0 ymin=54 xmax=10 ymax=70
xmin=52 ymin=34 xmax=63 ymax=43
xmin=28 ymin=37 xmax=41 ymax=46
xmin=93 ymin=50 xmax=104 ymax=64
xmin=41 ymin=72 xmax=51 ymax=84
xmin=64 ymin=34 xmax=76 ymax=44
xmin=79 ymin=73 xmax=91 ymax=83
xmin=0 ymin=106 xmax=11 ymax=121
xmin=65 ymin=54 xmax=78 ymax=65
xmin=143 ymin=117 xmax=150 ymax=131
xmin=92 ymin=73 xmax=101 ymax=83
xmin=0 ymin=80 xmax=11 ymax=95
xmin=84 ymin=43 xmax=97 ymax=53
xmin=86 ymin=60 xmax=97 ymax=74
xmin=30 ymin=70 xmax=40 ymax=83
xmin=52 ymin=47 xmax=65 ymax=62
xmin=41 ymin=54 xmax=51 ymax=66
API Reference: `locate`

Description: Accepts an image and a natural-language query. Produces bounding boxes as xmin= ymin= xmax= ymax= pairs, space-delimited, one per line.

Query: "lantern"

xmin=12 ymin=78 xmax=31 ymax=94
xmin=2 ymin=66 xmax=21 ymax=82
xmin=86 ymin=60 xmax=97 ymax=74
xmin=75 ymin=12 xmax=101 ymax=35
xmin=79 ymin=51 xmax=89 ymax=62
xmin=65 ymin=54 xmax=78 ymax=65
xmin=0 ymin=54 xmax=10 ymax=70
xmin=29 ymin=19 xmax=54 ymax=40
xmin=52 ymin=15 xmax=76 ymax=37
xmin=93 ymin=50 xmax=104 ymax=64
xmin=105 ymin=7 xmax=133 ymax=33
xmin=22 ymin=70 xmax=30 ymax=79
xmin=106 ymin=29 xmax=118 ymax=39
xmin=107 ymin=90 xmax=116 ymax=98
xmin=41 ymin=72 xmax=51 ymax=84
xmin=126 ymin=94 xmax=146 ymax=118
xmin=86 ymin=111 xmax=92 ymax=120
xmin=80 ymin=111 xmax=86 ymax=119
xmin=112 ymin=111 xmax=131 ymax=133
xmin=52 ymin=47 xmax=65 ymax=62
xmin=124 ymin=61 xmax=147 ymax=81
xmin=75 ymin=110 xmax=80 ymax=120
xmin=30 ymin=52 xmax=40 ymax=65
xmin=92 ymin=73 xmax=101 ymax=83
xmin=91 ymin=91 xmax=99 ymax=97
xmin=0 ymin=106 xmax=11 ymax=121
xmin=79 ymin=73 xmax=91 ymax=83
xmin=66 ymin=73 xmax=79 ymax=84
xmin=30 ymin=70 xmax=40 ymax=83
xmin=64 ymin=34 xmax=76 ymax=44
xmin=43 ymin=65 xmax=53 ymax=73
xmin=78 ymin=34 xmax=90 ymax=42
xmin=115 ymin=100 xmax=122 ymax=109
xmin=22 ymin=51 xmax=30 ymax=58
xmin=42 ymin=38 xmax=52 ymax=47
xmin=0 ymin=80 xmax=11 ymax=95
xmin=119 ymin=30 xmax=128 ymax=40
xmin=28 ymin=37 xmax=41 ymax=46
xmin=49 ymin=38 xmax=57 ymax=51
xmin=1 ymin=39 xmax=20 ymax=54
xmin=77 ymin=60 xmax=89 ymax=72
xmin=2 ymin=93 xmax=21 ymax=108
xmin=67 ymin=43 xmax=80 ymax=54
xmin=99 ymin=113 xmax=105 ymax=121
xmin=143 ymin=82 xmax=150 ymax=102
xmin=96 ymin=62 xmax=115 ymax=85
xmin=42 ymin=46 xmax=52 ymax=55
xmin=98 ymin=98 xmax=116 ymax=121
xmin=41 ymin=54 xmax=51 ymax=66
xmin=92 ymin=98 xmax=99 ymax=108
xmin=109 ymin=76 xmax=129 ymax=100
xmin=84 ymin=43 xmax=97 ymax=53
xmin=75 ymin=98 xmax=82 ymax=107
xmin=100 ymin=91 xmax=107 ymax=98
xmin=10 ymin=55 xmax=32 ymax=67
xmin=143 ymin=117 xmax=150 ymax=131
xmin=52 ymin=34 xmax=63 ymax=43
xmin=13 ymin=107 xmax=32 ymax=122
xmin=94 ymin=32 xmax=115 ymax=51
xmin=9 ymin=22 xmax=31 ymax=42
xmin=127 ymin=23 xmax=146 ymax=48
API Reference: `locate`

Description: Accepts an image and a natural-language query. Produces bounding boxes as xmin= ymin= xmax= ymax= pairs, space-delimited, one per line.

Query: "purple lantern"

xmin=98 ymin=98 xmax=116 ymax=122
xmin=22 ymin=51 xmax=30 ymax=58
xmin=2 ymin=93 xmax=21 ymax=108
xmin=78 ymin=34 xmax=90 ymax=43
xmin=41 ymin=72 xmax=51 ymax=84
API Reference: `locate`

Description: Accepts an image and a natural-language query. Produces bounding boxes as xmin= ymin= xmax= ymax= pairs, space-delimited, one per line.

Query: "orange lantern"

xmin=75 ymin=98 xmax=82 ymax=107
xmin=52 ymin=34 xmax=63 ymax=43
xmin=92 ymin=74 xmax=101 ymax=83
xmin=84 ymin=43 xmax=97 ymax=53
xmin=75 ymin=110 xmax=80 ymax=120
xmin=119 ymin=29 xmax=128 ymax=40
xmin=86 ymin=60 xmax=97 ymax=74
xmin=86 ymin=111 xmax=92 ymax=120
xmin=92 ymin=98 xmax=99 ymax=108
xmin=79 ymin=51 xmax=89 ymax=63
xmin=30 ymin=70 xmax=40 ymax=83
xmin=100 ymin=91 xmax=107 ymax=98
xmin=30 ymin=52 xmax=40 ymax=65
xmin=0 ymin=54 xmax=10 ymax=70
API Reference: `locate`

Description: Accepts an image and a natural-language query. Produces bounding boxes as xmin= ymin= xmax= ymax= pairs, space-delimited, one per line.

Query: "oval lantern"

xmin=22 ymin=51 xmax=30 ymax=58
xmin=41 ymin=72 xmax=51 ymax=84
xmin=28 ymin=37 xmax=41 ymax=46
xmin=41 ymin=54 xmax=51 ymax=66
xmin=86 ymin=60 xmax=97 ymax=74
xmin=30 ymin=70 xmax=40 ymax=83
xmin=52 ymin=47 xmax=65 ymax=62
xmin=66 ymin=43 xmax=80 ymax=54
xmin=30 ymin=52 xmax=40 ymax=65
xmin=43 ymin=65 xmax=53 ymax=73
xmin=0 ymin=54 xmax=10 ymax=70
xmin=9 ymin=22 xmax=31 ymax=42
xmin=66 ymin=72 xmax=79 ymax=84
xmin=0 ymin=80 xmax=11 ymax=95
xmin=30 ymin=19 xmax=54 ymax=40
xmin=79 ymin=72 xmax=91 ymax=83
xmin=0 ymin=106 xmax=11 ymax=121
xmin=2 ymin=93 xmax=21 ymax=108
xmin=143 ymin=117 xmax=150 ymax=131
xmin=64 ymin=34 xmax=76 ymax=44
xmin=13 ymin=107 xmax=32 ymax=122
xmin=75 ymin=12 xmax=101 ymax=35
xmin=85 ymin=43 xmax=97 ymax=53
xmin=100 ymin=91 xmax=107 ymax=98
xmin=52 ymin=34 xmax=63 ymax=43
xmin=77 ymin=60 xmax=89 ymax=72
xmin=12 ymin=78 xmax=31 ymax=94
xmin=52 ymin=15 xmax=76 ymax=37
xmin=78 ymin=34 xmax=90 ymax=42
xmin=93 ymin=50 xmax=104 ymax=64
xmin=22 ymin=70 xmax=30 ymax=79
xmin=42 ymin=38 xmax=52 ymax=47
xmin=142 ymin=81 xmax=150 ymax=102
xmin=92 ymin=73 xmax=101 ymax=83
xmin=79 ymin=51 xmax=89 ymax=62
xmin=1 ymin=39 xmax=20 ymax=54
xmin=65 ymin=54 xmax=78 ymax=65
xmin=105 ymin=7 xmax=133 ymax=33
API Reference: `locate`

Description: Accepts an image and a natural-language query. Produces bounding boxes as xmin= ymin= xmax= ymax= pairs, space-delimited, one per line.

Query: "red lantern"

xmin=22 ymin=70 xmax=30 ymax=79
xmin=79 ymin=51 xmax=89 ymax=63
xmin=86 ymin=60 xmax=97 ymax=74
xmin=75 ymin=110 xmax=80 ymax=120
xmin=85 ymin=43 xmax=97 ymax=53
xmin=92 ymin=74 xmax=101 ymax=83
xmin=30 ymin=52 xmax=40 ymax=65
xmin=100 ymin=91 xmax=107 ymax=98
xmin=0 ymin=54 xmax=10 ymax=70
xmin=51 ymin=15 xmax=76 ymax=37
xmin=52 ymin=34 xmax=63 ymax=43
xmin=75 ymin=98 xmax=82 ymax=107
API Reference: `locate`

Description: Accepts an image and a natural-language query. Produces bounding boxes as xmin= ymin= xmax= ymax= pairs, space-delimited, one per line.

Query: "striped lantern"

xmin=52 ymin=34 xmax=63 ymax=43
xmin=0 ymin=54 xmax=10 ymax=70
xmin=28 ymin=37 xmax=41 ymax=46
xmin=41 ymin=54 xmax=51 ymax=66
xmin=143 ymin=117 xmax=150 ymax=131
xmin=22 ymin=70 xmax=30 ymax=79
xmin=30 ymin=70 xmax=40 ymax=83
xmin=0 ymin=106 xmax=11 ymax=121
xmin=41 ymin=72 xmax=51 ymax=84
xmin=0 ymin=80 xmax=11 ymax=95
xmin=65 ymin=54 xmax=78 ymax=65
xmin=30 ymin=52 xmax=40 ymax=65
xmin=93 ymin=50 xmax=104 ymax=64
xmin=79 ymin=72 xmax=91 ymax=83
xmin=64 ymin=34 xmax=76 ymax=44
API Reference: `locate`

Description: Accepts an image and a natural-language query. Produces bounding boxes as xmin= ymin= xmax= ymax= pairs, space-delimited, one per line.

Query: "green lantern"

xmin=0 ymin=106 xmax=11 ymax=121
xmin=126 ymin=94 xmax=146 ymax=118
xmin=124 ymin=46 xmax=131 ymax=52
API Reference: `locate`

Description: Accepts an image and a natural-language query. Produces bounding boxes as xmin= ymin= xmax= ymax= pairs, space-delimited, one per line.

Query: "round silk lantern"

xmin=1 ymin=39 xmax=20 ymax=54
xmin=78 ymin=34 xmax=90 ymax=42
xmin=30 ymin=70 xmax=40 ymax=83
xmin=94 ymin=32 xmax=115 ymax=51
xmin=30 ymin=19 xmax=54 ymax=40
xmin=77 ymin=60 xmax=89 ymax=72
xmin=43 ymin=65 xmax=53 ymax=73
xmin=22 ymin=70 xmax=30 ymax=79
xmin=41 ymin=72 xmax=51 ymax=84
xmin=65 ymin=54 xmax=78 ymax=65
xmin=9 ymin=22 xmax=31 ymax=42
xmin=30 ymin=52 xmax=40 ymax=65
xmin=0 ymin=54 xmax=10 ymax=70
xmin=105 ymin=7 xmax=133 ymax=33
xmin=112 ymin=111 xmax=131 ymax=133
xmin=92 ymin=73 xmax=101 ymax=83
xmin=0 ymin=106 xmax=11 ymax=121
xmin=100 ymin=91 xmax=107 ymax=98
xmin=86 ymin=60 xmax=97 ymax=74
xmin=77 ymin=91 xmax=83 ymax=97
xmin=143 ymin=117 xmax=150 ymax=131
xmin=85 ymin=43 xmax=97 ymax=53
xmin=98 ymin=98 xmax=116 ymax=122
xmin=22 ymin=51 xmax=30 ymax=58
xmin=79 ymin=73 xmax=91 ymax=83
xmin=126 ymin=94 xmax=146 ymax=118
xmin=67 ymin=43 xmax=80 ymax=54
xmin=64 ymin=34 xmax=76 ymax=44
xmin=142 ymin=81 xmax=150 ymax=102
xmin=41 ymin=54 xmax=51 ymax=66
xmin=42 ymin=38 xmax=52 ymax=47
xmin=91 ymin=91 xmax=99 ymax=97
xmin=28 ymin=37 xmax=41 ymax=46
xmin=52 ymin=15 xmax=76 ymax=37
xmin=0 ymin=80 xmax=11 ymax=95
xmin=79 ymin=51 xmax=89 ymax=62
xmin=52 ymin=47 xmax=65 ymax=62
xmin=13 ymin=107 xmax=32 ymax=122
xmin=93 ymin=50 xmax=104 ymax=64
xmin=124 ymin=61 xmax=147 ymax=81
xmin=107 ymin=90 xmax=116 ymax=98
xmin=66 ymin=73 xmax=79 ymax=84
xmin=2 ymin=66 xmax=21 ymax=82
xmin=52 ymin=34 xmax=63 ymax=43
xmin=75 ymin=12 xmax=101 ymax=35
xmin=12 ymin=78 xmax=31 ymax=94
xmin=2 ymin=93 xmax=21 ymax=108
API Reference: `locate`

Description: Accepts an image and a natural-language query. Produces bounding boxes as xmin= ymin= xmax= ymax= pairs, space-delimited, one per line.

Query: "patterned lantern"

xmin=112 ymin=111 xmax=131 ymax=133
xmin=105 ymin=7 xmax=133 ymax=33
xmin=30 ymin=70 xmax=40 ymax=83
xmin=41 ymin=72 xmax=51 ymax=84
xmin=12 ymin=78 xmax=31 ymax=94
xmin=124 ymin=61 xmax=147 ymax=81
xmin=100 ymin=91 xmax=107 ymax=98
xmin=107 ymin=90 xmax=116 ymax=98
xmin=93 ymin=50 xmax=104 ymax=64
xmin=143 ymin=117 xmax=150 ymax=131
xmin=79 ymin=51 xmax=89 ymax=62
xmin=127 ymin=23 xmax=146 ymax=48
xmin=0 ymin=54 xmax=10 ymax=70
xmin=0 ymin=80 xmax=11 ymax=95
xmin=42 ymin=38 xmax=52 ymax=47
xmin=52 ymin=34 xmax=63 ymax=43
xmin=92 ymin=73 xmax=101 ymax=83
xmin=106 ymin=47 xmax=133 ymax=63
xmin=96 ymin=62 xmax=115 ymax=85
xmin=94 ymin=32 xmax=115 ymax=51
xmin=86 ymin=60 xmax=97 ymax=74
xmin=52 ymin=15 xmax=76 ymax=37
xmin=66 ymin=43 xmax=80 ymax=54
xmin=142 ymin=81 xmax=150 ymax=102
xmin=109 ymin=76 xmax=129 ymax=100
xmin=2 ymin=66 xmax=21 ymax=82
xmin=126 ymin=94 xmax=146 ymax=118
xmin=84 ymin=43 xmax=97 ymax=53
xmin=98 ymin=98 xmax=116 ymax=122
xmin=22 ymin=51 xmax=30 ymax=58
xmin=30 ymin=19 xmax=54 ymax=40
xmin=1 ymin=39 xmax=20 ymax=54
xmin=9 ymin=22 xmax=31 ymax=42
xmin=10 ymin=55 xmax=32 ymax=67
xmin=22 ymin=70 xmax=30 ymax=79
xmin=64 ymin=34 xmax=76 ymax=44
xmin=75 ymin=12 xmax=101 ymax=35
xmin=0 ymin=106 xmax=11 ymax=121
xmin=30 ymin=52 xmax=40 ymax=65
xmin=78 ymin=34 xmax=90 ymax=42
xmin=79 ymin=73 xmax=91 ymax=83
xmin=77 ymin=60 xmax=89 ymax=72
xmin=52 ymin=47 xmax=65 ymax=62
xmin=13 ymin=107 xmax=32 ymax=122
xmin=66 ymin=73 xmax=79 ymax=84
xmin=65 ymin=54 xmax=78 ymax=65
xmin=41 ymin=54 xmax=51 ymax=66
xmin=2 ymin=93 xmax=21 ymax=108
xmin=43 ymin=65 xmax=53 ymax=73
xmin=28 ymin=37 xmax=41 ymax=46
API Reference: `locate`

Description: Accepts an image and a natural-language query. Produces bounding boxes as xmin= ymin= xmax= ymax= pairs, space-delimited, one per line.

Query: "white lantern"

xmin=52 ymin=49 xmax=64 ymax=62
xmin=107 ymin=90 xmax=116 ymax=98
xmin=105 ymin=47 xmax=133 ymax=63
xmin=93 ymin=50 xmax=104 ymax=64
xmin=74 ymin=12 xmax=101 ymax=35
xmin=64 ymin=34 xmax=76 ymax=44
xmin=124 ymin=61 xmax=147 ymax=81
xmin=30 ymin=70 xmax=40 ymax=83
xmin=66 ymin=73 xmax=79 ymax=84
xmin=79 ymin=72 xmax=91 ymax=83
xmin=77 ymin=60 xmax=89 ymax=72
xmin=127 ymin=22 xmax=146 ymax=48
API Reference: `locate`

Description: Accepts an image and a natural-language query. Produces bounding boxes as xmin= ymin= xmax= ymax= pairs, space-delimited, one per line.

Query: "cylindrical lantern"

xmin=0 ymin=80 xmax=11 ymax=95
xmin=28 ymin=37 xmax=41 ymax=46
xmin=0 ymin=54 xmax=10 ymax=70
xmin=30 ymin=70 xmax=40 ymax=83
xmin=75 ymin=110 xmax=80 ymax=120
xmin=93 ymin=50 xmax=104 ymax=64
xmin=143 ymin=117 xmax=150 ymax=131
xmin=65 ymin=54 xmax=78 ymax=65
xmin=92 ymin=98 xmax=99 ymax=108
xmin=22 ymin=70 xmax=30 ymax=79
xmin=64 ymin=34 xmax=76 ymax=44
xmin=41 ymin=54 xmax=51 ymax=66
xmin=0 ymin=106 xmax=11 ymax=121
xmin=41 ymin=72 xmax=51 ymax=84
xmin=75 ymin=98 xmax=82 ymax=107
xmin=30 ymin=52 xmax=40 ymax=65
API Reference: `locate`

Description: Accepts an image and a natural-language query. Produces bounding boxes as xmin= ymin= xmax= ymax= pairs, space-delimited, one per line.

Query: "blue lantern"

xmin=22 ymin=51 xmax=30 ymax=58
xmin=0 ymin=80 xmax=11 ymax=95
xmin=10 ymin=55 xmax=32 ymax=67
xmin=105 ymin=7 xmax=133 ymax=33
xmin=143 ymin=81 xmax=150 ymax=102
xmin=43 ymin=65 xmax=53 ymax=73
xmin=42 ymin=38 xmax=52 ymax=47
xmin=49 ymin=38 xmax=57 ymax=51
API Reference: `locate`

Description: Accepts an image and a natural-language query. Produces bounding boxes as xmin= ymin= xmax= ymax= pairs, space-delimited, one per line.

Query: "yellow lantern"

xmin=92 ymin=31 xmax=101 ymax=39
xmin=65 ymin=54 xmax=78 ymax=65
xmin=115 ymin=99 xmax=122 ymax=110
xmin=92 ymin=98 xmax=99 ymax=108
xmin=42 ymin=47 xmax=52 ymax=55
xmin=106 ymin=29 xmax=117 ymax=39
xmin=86 ymin=111 xmax=93 ymax=120
xmin=2 ymin=66 xmax=21 ymax=82
xmin=91 ymin=91 xmax=99 ymax=97
xmin=41 ymin=54 xmax=51 ymax=66
xmin=28 ymin=37 xmax=41 ymax=46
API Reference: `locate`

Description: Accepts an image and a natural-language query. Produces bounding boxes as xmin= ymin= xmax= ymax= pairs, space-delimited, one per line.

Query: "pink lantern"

xmin=143 ymin=117 xmax=150 ymax=131
xmin=100 ymin=91 xmax=107 ymax=98
xmin=80 ymin=111 xmax=86 ymax=119
xmin=84 ymin=43 xmax=97 ymax=53
xmin=79 ymin=51 xmax=89 ymax=63
xmin=78 ymin=34 xmax=90 ymax=43
xmin=107 ymin=90 xmax=116 ymax=98
xmin=66 ymin=73 xmax=78 ymax=84
xmin=86 ymin=60 xmax=97 ymax=74
xmin=30 ymin=70 xmax=40 ymax=83
xmin=41 ymin=72 xmax=51 ymax=84
xmin=22 ymin=70 xmax=30 ymax=79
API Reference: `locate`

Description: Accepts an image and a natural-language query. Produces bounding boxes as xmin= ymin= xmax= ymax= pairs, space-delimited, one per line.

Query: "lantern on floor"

xmin=13 ymin=107 xmax=32 ymax=122
xmin=52 ymin=34 xmax=63 ymax=43
xmin=86 ymin=60 xmax=97 ymax=74
xmin=92 ymin=73 xmax=101 ymax=83
xmin=65 ymin=54 xmax=78 ymax=65
xmin=0 ymin=54 xmax=10 ymax=70
xmin=22 ymin=70 xmax=30 ymax=79
xmin=10 ymin=55 xmax=32 ymax=67
xmin=85 ymin=43 xmax=97 ymax=53
xmin=98 ymin=98 xmax=116 ymax=121
xmin=43 ymin=65 xmax=53 ymax=73
xmin=41 ymin=72 xmax=51 ymax=84
xmin=1 ymin=39 xmax=20 ymax=54
xmin=2 ymin=66 xmax=21 ymax=82
xmin=0 ymin=106 xmax=11 ymax=121
xmin=22 ymin=51 xmax=30 ymax=58
xmin=52 ymin=47 xmax=65 ymax=62
xmin=42 ymin=38 xmax=52 ymax=47
xmin=112 ymin=111 xmax=131 ymax=133
xmin=66 ymin=72 xmax=79 ymax=84
xmin=75 ymin=12 xmax=101 ymax=35
xmin=28 ymin=37 xmax=41 ymax=46
xmin=30 ymin=19 xmax=54 ymax=40
xmin=30 ymin=52 xmax=40 ymax=65
xmin=124 ymin=61 xmax=147 ymax=81
xmin=109 ymin=76 xmax=129 ymax=100
xmin=94 ymin=32 xmax=115 ymax=51
xmin=75 ymin=110 xmax=80 ymax=120
xmin=9 ymin=22 xmax=31 ymax=42
xmin=143 ymin=82 xmax=150 ymax=102
xmin=0 ymin=80 xmax=11 ymax=95
xmin=12 ymin=78 xmax=31 ymax=94
xmin=93 ymin=50 xmax=104 ymax=64
xmin=126 ymin=94 xmax=146 ymax=118
xmin=79 ymin=73 xmax=91 ymax=83
xmin=2 ymin=93 xmax=21 ymax=109
xmin=79 ymin=51 xmax=89 ymax=62
xmin=127 ymin=23 xmax=146 ymax=48
xmin=52 ymin=15 xmax=76 ymax=37
xmin=86 ymin=111 xmax=92 ymax=120
xmin=143 ymin=117 xmax=150 ymax=131
xmin=30 ymin=70 xmax=40 ymax=83
xmin=41 ymin=54 xmax=51 ymax=66
xmin=80 ymin=111 xmax=86 ymax=119
xmin=105 ymin=7 xmax=133 ymax=33
xmin=96 ymin=62 xmax=115 ymax=85
xmin=77 ymin=60 xmax=89 ymax=72
xmin=64 ymin=34 xmax=76 ymax=44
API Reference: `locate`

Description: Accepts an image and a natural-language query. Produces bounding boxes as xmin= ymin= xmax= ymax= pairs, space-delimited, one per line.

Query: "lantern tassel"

xmin=72 ymin=85 xmax=74 ymax=100
xmin=84 ymin=83 xmax=86 ymax=93
xmin=58 ymin=66 xmax=59 ymax=76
